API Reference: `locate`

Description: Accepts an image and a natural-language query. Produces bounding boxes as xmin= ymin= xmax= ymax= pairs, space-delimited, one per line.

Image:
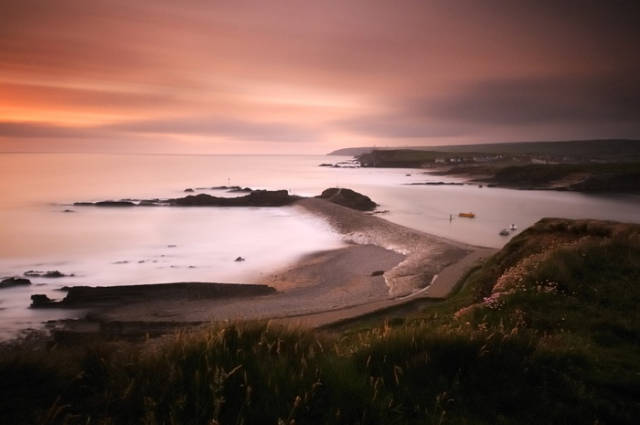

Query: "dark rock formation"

xmin=0 ymin=277 xmax=31 ymax=288
xmin=170 ymin=190 xmax=298 ymax=207
xmin=568 ymin=173 xmax=640 ymax=192
xmin=210 ymin=185 xmax=253 ymax=192
xmin=227 ymin=186 xmax=253 ymax=193
xmin=24 ymin=270 xmax=69 ymax=278
xmin=74 ymin=200 xmax=135 ymax=207
xmin=95 ymin=200 xmax=135 ymax=207
xmin=184 ymin=188 xmax=194 ymax=192
xmin=139 ymin=198 xmax=162 ymax=206
xmin=371 ymin=270 xmax=384 ymax=276
xmin=407 ymin=181 xmax=465 ymax=186
xmin=30 ymin=294 xmax=56 ymax=307
xmin=317 ymin=188 xmax=377 ymax=211
xmin=30 ymin=282 xmax=276 ymax=308
xmin=235 ymin=256 xmax=245 ymax=262
xmin=318 ymin=162 xmax=359 ymax=168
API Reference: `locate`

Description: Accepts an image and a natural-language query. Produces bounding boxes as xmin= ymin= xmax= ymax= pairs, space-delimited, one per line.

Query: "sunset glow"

xmin=1 ymin=0 xmax=639 ymax=153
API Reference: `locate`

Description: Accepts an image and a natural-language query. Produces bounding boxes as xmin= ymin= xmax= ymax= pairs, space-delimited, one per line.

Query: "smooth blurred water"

xmin=1 ymin=153 xmax=639 ymax=339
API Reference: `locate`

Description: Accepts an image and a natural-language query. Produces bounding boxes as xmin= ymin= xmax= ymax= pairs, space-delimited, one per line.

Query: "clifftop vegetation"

xmin=2 ymin=219 xmax=639 ymax=424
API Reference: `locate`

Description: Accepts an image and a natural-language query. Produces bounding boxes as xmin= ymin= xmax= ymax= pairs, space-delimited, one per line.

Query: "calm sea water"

xmin=1 ymin=153 xmax=639 ymax=339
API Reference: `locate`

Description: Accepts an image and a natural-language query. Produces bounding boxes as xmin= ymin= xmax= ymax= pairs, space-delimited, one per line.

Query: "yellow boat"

xmin=458 ymin=212 xmax=475 ymax=218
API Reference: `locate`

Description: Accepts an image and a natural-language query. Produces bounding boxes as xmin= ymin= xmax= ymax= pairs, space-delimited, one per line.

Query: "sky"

xmin=1 ymin=0 xmax=639 ymax=154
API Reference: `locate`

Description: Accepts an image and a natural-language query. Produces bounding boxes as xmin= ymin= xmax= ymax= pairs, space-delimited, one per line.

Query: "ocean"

xmin=1 ymin=153 xmax=639 ymax=339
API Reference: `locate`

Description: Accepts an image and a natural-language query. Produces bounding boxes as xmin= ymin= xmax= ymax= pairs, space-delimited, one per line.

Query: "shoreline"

xmin=37 ymin=198 xmax=494 ymax=341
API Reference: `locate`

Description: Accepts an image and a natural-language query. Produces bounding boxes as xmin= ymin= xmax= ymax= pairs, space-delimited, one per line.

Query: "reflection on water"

xmin=0 ymin=153 xmax=639 ymax=339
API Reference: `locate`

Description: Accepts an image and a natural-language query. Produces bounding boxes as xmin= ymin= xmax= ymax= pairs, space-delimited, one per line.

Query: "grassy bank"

xmin=483 ymin=162 xmax=640 ymax=191
xmin=2 ymin=219 xmax=639 ymax=424
xmin=356 ymin=147 xmax=640 ymax=192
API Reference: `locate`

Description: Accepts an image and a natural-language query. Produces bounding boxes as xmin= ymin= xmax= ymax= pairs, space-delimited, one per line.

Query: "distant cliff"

xmin=327 ymin=147 xmax=377 ymax=156
xmin=329 ymin=139 xmax=640 ymax=160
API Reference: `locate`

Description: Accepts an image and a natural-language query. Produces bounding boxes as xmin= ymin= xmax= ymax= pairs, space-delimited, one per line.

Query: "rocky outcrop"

xmin=407 ymin=181 xmax=465 ymax=186
xmin=24 ymin=270 xmax=71 ymax=278
xmin=169 ymin=190 xmax=298 ymax=207
xmin=227 ymin=187 xmax=253 ymax=193
xmin=73 ymin=187 xmax=381 ymax=210
xmin=0 ymin=277 xmax=31 ymax=288
xmin=30 ymin=294 xmax=56 ymax=307
xmin=30 ymin=282 xmax=276 ymax=308
xmin=209 ymin=185 xmax=253 ymax=192
xmin=75 ymin=189 xmax=297 ymax=208
xmin=317 ymin=188 xmax=377 ymax=211
xmin=74 ymin=200 xmax=135 ymax=207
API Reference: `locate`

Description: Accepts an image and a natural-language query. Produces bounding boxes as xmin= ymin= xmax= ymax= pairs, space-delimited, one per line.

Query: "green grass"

xmin=489 ymin=162 xmax=640 ymax=190
xmin=1 ymin=219 xmax=639 ymax=424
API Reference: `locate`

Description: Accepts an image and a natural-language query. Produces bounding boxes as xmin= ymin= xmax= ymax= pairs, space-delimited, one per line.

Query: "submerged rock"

xmin=0 ymin=277 xmax=31 ymax=288
xmin=317 ymin=188 xmax=378 ymax=211
xmin=235 ymin=256 xmax=246 ymax=262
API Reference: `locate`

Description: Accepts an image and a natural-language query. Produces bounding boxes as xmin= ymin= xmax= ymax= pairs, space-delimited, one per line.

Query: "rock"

xmin=170 ymin=190 xmax=298 ymax=207
xmin=30 ymin=294 xmax=57 ymax=308
xmin=139 ymin=199 xmax=161 ymax=206
xmin=63 ymin=209 xmax=75 ymax=213
xmin=24 ymin=270 xmax=67 ymax=278
xmin=209 ymin=185 xmax=253 ymax=192
xmin=235 ymin=256 xmax=246 ymax=262
xmin=74 ymin=200 xmax=135 ymax=207
xmin=94 ymin=200 xmax=136 ymax=207
xmin=317 ymin=188 xmax=378 ymax=211
xmin=371 ymin=270 xmax=385 ymax=276
xmin=227 ymin=187 xmax=252 ymax=193
xmin=184 ymin=188 xmax=194 ymax=192
xmin=210 ymin=185 xmax=238 ymax=190
xmin=0 ymin=277 xmax=31 ymax=288
xmin=319 ymin=163 xmax=333 ymax=167
xmin=407 ymin=181 xmax=464 ymax=186
xmin=48 ymin=282 xmax=276 ymax=307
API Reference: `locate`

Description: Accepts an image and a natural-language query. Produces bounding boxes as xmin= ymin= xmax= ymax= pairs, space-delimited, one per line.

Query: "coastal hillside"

xmin=329 ymin=139 xmax=640 ymax=160
xmin=353 ymin=142 xmax=640 ymax=192
xmin=2 ymin=218 xmax=639 ymax=424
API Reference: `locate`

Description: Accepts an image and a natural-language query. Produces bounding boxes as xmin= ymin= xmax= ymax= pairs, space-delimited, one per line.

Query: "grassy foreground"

xmin=1 ymin=219 xmax=639 ymax=424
